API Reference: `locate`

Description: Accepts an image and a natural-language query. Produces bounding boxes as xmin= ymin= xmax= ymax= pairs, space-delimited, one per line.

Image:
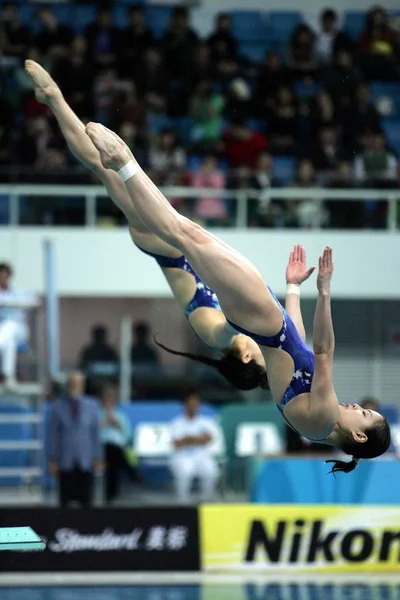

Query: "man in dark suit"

xmin=49 ymin=371 xmax=102 ymax=507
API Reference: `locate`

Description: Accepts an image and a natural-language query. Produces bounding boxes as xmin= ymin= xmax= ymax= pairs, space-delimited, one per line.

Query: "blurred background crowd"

xmin=1 ymin=1 xmax=400 ymax=228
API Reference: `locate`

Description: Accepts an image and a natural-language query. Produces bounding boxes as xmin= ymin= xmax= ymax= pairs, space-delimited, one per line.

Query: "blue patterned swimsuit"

xmin=135 ymin=245 xmax=222 ymax=347
xmin=227 ymin=287 xmax=325 ymax=441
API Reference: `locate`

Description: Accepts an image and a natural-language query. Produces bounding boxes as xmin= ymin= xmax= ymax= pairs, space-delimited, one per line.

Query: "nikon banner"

xmin=200 ymin=505 xmax=400 ymax=572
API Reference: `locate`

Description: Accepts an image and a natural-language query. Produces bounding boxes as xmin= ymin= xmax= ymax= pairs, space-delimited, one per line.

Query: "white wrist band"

xmin=286 ymin=283 xmax=300 ymax=295
xmin=118 ymin=160 xmax=140 ymax=182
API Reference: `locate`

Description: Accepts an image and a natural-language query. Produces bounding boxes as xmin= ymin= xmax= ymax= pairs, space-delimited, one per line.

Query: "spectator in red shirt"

xmin=222 ymin=119 xmax=268 ymax=169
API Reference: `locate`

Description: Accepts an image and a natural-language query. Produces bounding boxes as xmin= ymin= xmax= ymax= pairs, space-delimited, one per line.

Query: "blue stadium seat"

xmin=0 ymin=195 xmax=8 ymax=225
xmin=239 ymin=41 xmax=271 ymax=64
xmin=147 ymin=114 xmax=173 ymax=135
xmin=382 ymin=119 xmax=400 ymax=154
xmin=269 ymin=11 xmax=302 ymax=43
xmin=47 ymin=3 xmax=73 ymax=25
xmin=188 ymin=155 xmax=202 ymax=172
xmin=343 ymin=11 xmax=365 ymax=39
xmin=18 ymin=4 xmax=35 ymax=26
xmin=17 ymin=341 xmax=30 ymax=353
xmin=381 ymin=405 xmax=398 ymax=424
xmin=218 ymin=158 xmax=229 ymax=173
xmin=247 ymin=119 xmax=266 ymax=133
xmin=229 ymin=10 xmax=269 ymax=42
xmin=295 ymin=80 xmax=322 ymax=98
xmin=145 ymin=6 xmax=174 ymax=39
xmin=113 ymin=5 xmax=129 ymax=29
xmin=170 ymin=116 xmax=193 ymax=143
xmin=369 ymin=82 xmax=400 ymax=120
xmin=273 ymin=156 xmax=296 ymax=185
xmin=72 ymin=5 xmax=97 ymax=33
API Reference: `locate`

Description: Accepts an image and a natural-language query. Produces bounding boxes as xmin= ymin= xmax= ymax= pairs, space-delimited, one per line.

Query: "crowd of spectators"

xmin=1 ymin=2 xmax=400 ymax=228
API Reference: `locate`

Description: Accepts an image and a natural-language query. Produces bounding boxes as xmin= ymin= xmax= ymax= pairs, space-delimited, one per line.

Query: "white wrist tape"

xmin=118 ymin=160 xmax=140 ymax=182
xmin=286 ymin=283 xmax=300 ymax=295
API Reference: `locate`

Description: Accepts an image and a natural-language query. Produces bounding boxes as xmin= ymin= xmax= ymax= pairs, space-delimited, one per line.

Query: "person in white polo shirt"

xmin=0 ymin=263 xmax=33 ymax=389
xmin=170 ymin=388 xmax=219 ymax=503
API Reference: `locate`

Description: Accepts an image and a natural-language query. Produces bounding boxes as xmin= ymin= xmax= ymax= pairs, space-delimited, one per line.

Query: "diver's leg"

xmin=25 ymin=60 xmax=180 ymax=257
xmin=86 ymin=122 xmax=282 ymax=334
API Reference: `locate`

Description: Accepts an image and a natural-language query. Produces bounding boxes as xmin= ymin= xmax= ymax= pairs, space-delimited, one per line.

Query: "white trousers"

xmin=170 ymin=453 xmax=219 ymax=503
xmin=0 ymin=321 xmax=26 ymax=378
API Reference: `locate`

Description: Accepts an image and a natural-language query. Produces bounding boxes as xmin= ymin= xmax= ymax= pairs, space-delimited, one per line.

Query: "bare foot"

xmin=25 ymin=60 xmax=62 ymax=106
xmin=85 ymin=122 xmax=132 ymax=171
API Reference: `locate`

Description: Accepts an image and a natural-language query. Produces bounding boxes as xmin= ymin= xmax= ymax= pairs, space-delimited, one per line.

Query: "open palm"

xmin=286 ymin=245 xmax=315 ymax=285
xmin=317 ymin=246 xmax=334 ymax=293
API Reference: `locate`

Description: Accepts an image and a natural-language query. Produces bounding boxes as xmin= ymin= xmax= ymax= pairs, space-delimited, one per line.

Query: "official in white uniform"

xmin=170 ymin=390 xmax=219 ymax=503
xmin=0 ymin=263 xmax=32 ymax=388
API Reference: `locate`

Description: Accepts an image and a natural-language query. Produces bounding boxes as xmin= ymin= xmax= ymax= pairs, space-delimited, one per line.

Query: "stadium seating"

xmin=273 ymin=156 xmax=296 ymax=185
xmin=382 ymin=120 xmax=400 ymax=154
xmin=239 ymin=41 xmax=271 ymax=64
xmin=380 ymin=405 xmax=398 ymax=424
xmin=342 ymin=11 xmax=365 ymax=39
xmin=0 ymin=402 xmax=33 ymax=486
xmin=72 ymin=5 xmax=97 ymax=32
xmin=145 ymin=5 xmax=174 ymax=39
xmin=294 ymin=80 xmax=322 ymax=99
xmin=113 ymin=5 xmax=130 ymax=29
xmin=229 ymin=10 xmax=269 ymax=42
xmin=268 ymin=11 xmax=303 ymax=44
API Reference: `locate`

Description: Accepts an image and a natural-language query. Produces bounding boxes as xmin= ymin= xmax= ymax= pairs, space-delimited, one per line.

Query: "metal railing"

xmin=0 ymin=184 xmax=399 ymax=229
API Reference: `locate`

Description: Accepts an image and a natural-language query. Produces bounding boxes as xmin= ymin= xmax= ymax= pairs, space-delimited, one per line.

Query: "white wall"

xmin=1 ymin=228 xmax=399 ymax=299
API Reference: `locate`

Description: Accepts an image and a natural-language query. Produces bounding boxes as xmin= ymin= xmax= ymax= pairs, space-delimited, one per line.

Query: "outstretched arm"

xmin=312 ymin=247 xmax=335 ymax=356
xmin=308 ymin=247 xmax=339 ymax=434
xmin=285 ymin=245 xmax=315 ymax=341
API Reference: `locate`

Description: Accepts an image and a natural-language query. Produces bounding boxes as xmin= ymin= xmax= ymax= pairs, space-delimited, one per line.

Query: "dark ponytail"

xmin=154 ymin=337 xmax=268 ymax=391
xmin=325 ymin=457 xmax=359 ymax=476
xmin=326 ymin=416 xmax=391 ymax=476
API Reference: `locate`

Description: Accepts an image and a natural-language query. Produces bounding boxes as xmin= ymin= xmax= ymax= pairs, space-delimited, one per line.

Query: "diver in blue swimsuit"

xmin=86 ymin=122 xmax=391 ymax=475
xmin=131 ymin=239 xmax=268 ymax=390
xmin=26 ymin=59 xmax=269 ymax=393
